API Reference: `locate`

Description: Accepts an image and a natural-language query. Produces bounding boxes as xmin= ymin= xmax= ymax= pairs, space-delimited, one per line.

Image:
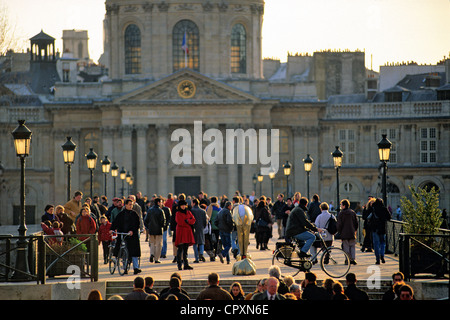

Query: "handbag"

xmin=256 ymin=218 xmax=269 ymax=227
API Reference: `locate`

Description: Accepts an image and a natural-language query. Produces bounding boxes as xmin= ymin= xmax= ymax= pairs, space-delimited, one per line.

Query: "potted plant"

xmin=46 ymin=237 xmax=89 ymax=277
xmin=400 ymin=185 xmax=446 ymax=277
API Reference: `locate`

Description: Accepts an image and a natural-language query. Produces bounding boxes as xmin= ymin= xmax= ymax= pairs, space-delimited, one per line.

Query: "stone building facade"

xmin=0 ymin=0 xmax=449 ymax=226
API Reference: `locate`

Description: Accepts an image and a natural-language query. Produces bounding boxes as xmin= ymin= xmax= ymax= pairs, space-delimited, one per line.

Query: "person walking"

xmin=369 ymin=198 xmax=391 ymax=264
xmin=191 ymin=199 xmax=208 ymax=263
xmin=174 ymin=199 xmax=196 ymax=270
xmin=254 ymin=199 xmax=272 ymax=250
xmin=110 ymin=199 xmax=142 ymax=274
xmin=144 ymin=197 xmax=166 ymax=264
xmin=98 ymin=215 xmax=112 ymax=264
xmin=215 ymin=201 xmax=234 ymax=264
xmin=271 ymin=194 xmax=287 ymax=239
xmin=336 ymin=199 xmax=358 ymax=265
xmin=361 ymin=196 xmax=375 ymax=253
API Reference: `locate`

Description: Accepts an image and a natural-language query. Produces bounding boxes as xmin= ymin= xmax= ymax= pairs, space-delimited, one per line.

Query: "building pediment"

xmin=114 ymin=69 xmax=260 ymax=104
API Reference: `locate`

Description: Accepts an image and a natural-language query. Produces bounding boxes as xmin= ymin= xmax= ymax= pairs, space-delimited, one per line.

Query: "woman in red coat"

xmin=175 ymin=200 xmax=196 ymax=270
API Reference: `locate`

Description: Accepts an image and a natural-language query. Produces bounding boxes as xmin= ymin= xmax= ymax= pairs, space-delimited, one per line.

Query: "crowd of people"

xmin=86 ymin=269 xmax=415 ymax=301
xmin=40 ymin=188 xmax=416 ymax=301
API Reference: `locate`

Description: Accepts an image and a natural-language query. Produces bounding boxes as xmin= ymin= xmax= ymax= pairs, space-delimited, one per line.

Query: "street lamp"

xmin=257 ymin=171 xmax=264 ymax=197
xmin=101 ymin=156 xmax=111 ymax=199
xmin=111 ymin=162 xmax=119 ymax=197
xmin=126 ymin=172 xmax=132 ymax=195
xmin=303 ymin=154 xmax=313 ymax=201
xmin=283 ymin=161 xmax=292 ymax=198
xmin=11 ymin=119 xmax=32 ymax=280
xmin=332 ymin=146 xmax=343 ymax=212
xmin=120 ymin=167 xmax=127 ymax=197
xmin=252 ymin=174 xmax=257 ymax=194
xmin=85 ymin=148 xmax=98 ymax=198
xmin=269 ymin=170 xmax=276 ymax=201
xmin=61 ymin=137 xmax=77 ymax=201
xmin=377 ymin=134 xmax=392 ymax=206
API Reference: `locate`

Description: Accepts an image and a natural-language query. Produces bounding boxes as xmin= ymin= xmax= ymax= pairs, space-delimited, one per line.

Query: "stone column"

xmin=156 ymin=124 xmax=169 ymax=196
xmin=136 ymin=125 xmax=148 ymax=194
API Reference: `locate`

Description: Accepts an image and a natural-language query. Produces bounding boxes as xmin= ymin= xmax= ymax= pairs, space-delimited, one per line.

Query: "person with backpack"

xmin=311 ymin=202 xmax=336 ymax=262
xmin=368 ymin=198 xmax=391 ymax=265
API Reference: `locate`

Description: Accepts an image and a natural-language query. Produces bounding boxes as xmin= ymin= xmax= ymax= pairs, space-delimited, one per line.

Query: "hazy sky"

xmin=5 ymin=0 xmax=450 ymax=71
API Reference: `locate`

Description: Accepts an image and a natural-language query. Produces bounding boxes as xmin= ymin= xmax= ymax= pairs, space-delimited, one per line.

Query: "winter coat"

xmin=111 ymin=208 xmax=141 ymax=257
xmin=76 ymin=214 xmax=97 ymax=240
xmin=175 ymin=209 xmax=196 ymax=246
xmin=336 ymin=208 xmax=358 ymax=240
xmin=215 ymin=207 xmax=234 ymax=233
xmin=271 ymin=200 xmax=287 ymax=220
xmin=285 ymin=205 xmax=318 ymax=238
xmin=144 ymin=205 xmax=166 ymax=235
xmin=98 ymin=221 xmax=112 ymax=242
xmin=370 ymin=203 xmax=391 ymax=234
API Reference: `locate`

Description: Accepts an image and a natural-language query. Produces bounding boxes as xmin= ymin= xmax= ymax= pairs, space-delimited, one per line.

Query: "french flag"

xmin=182 ymin=31 xmax=189 ymax=55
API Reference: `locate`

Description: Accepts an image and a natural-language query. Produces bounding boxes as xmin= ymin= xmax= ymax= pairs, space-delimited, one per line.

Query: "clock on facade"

xmin=177 ymin=80 xmax=196 ymax=99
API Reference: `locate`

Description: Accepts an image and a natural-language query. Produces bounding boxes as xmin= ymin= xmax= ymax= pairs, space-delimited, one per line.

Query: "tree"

xmin=400 ymin=184 xmax=442 ymax=235
xmin=0 ymin=1 xmax=22 ymax=55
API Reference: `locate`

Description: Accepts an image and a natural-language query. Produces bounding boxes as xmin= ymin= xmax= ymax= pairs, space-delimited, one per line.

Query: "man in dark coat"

xmin=191 ymin=199 xmax=208 ymax=263
xmin=215 ymin=201 xmax=234 ymax=264
xmin=160 ymin=277 xmax=190 ymax=300
xmin=301 ymin=272 xmax=331 ymax=300
xmin=344 ymin=273 xmax=369 ymax=301
xmin=285 ymin=197 xmax=321 ymax=257
xmin=144 ymin=198 xmax=166 ymax=263
xmin=197 ymin=272 xmax=233 ymax=300
xmin=111 ymin=199 xmax=142 ymax=274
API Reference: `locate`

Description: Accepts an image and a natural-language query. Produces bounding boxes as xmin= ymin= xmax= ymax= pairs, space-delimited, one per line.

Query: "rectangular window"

xmin=420 ymin=127 xmax=437 ymax=164
xmin=338 ymin=129 xmax=355 ymax=164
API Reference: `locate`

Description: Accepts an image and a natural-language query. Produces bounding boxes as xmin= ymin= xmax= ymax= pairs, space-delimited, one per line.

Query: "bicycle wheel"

xmin=320 ymin=247 xmax=350 ymax=278
xmin=108 ymin=247 xmax=116 ymax=275
xmin=272 ymin=247 xmax=301 ymax=278
xmin=117 ymin=246 xmax=129 ymax=276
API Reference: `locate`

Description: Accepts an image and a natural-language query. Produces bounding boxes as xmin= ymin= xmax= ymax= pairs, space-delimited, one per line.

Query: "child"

xmin=98 ymin=215 xmax=112 ymax=264
xmin=52 ymin=221 xmax=64 ymax=244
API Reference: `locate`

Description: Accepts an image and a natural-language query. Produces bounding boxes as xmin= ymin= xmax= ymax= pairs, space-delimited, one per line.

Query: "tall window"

xmin=173 ymin=20 xmax=200 ymax=72
xmin=338 ymin=129 xmax=355 ymax=164
xmin=231 ymin=24 xmax=246 ymax=73
xmin=124 ymin=24 xmax=141 ymax=74
xmin=420 ymin=127 xmax=437 ymax=163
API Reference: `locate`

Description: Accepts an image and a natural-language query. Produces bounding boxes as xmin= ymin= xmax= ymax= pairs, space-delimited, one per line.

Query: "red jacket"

xmin=76 ymin=215 xmax=97 ymax=240
xmin=98 ymin=222 xmax=112 ymax=242
xmin=175 ymin=209 xmax=196 ymax=246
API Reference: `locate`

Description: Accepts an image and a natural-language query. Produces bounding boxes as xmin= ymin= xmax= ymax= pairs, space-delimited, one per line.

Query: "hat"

xmin=178 ymin=200 xmax=187 ymax=206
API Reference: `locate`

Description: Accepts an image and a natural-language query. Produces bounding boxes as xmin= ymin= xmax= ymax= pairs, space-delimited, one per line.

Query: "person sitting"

xmin=285 ymin=197 xmax=323 ymax=257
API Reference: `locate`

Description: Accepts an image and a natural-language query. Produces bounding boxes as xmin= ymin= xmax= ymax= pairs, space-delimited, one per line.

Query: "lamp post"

xmin=283 ymin=161 xmax=292 ymax=198
xmin=126 ymin=172 xmax=131 ymax=195
xmin=257 ymin=171 xmax=263 ymax=197
xmin=11 ymin=119 xmax=32 ymax=280
xmin=303 ymin=154 xmax=313 ymax=201
xmin=332 ymin=146 xmax=343 ymax=212
xmin=252 ymin=174 xmax=257 ymax=194
xmin=377 ymin=134 xmax=392 ymax=207
xmin=269 ymin=170 xmax=275 ymax=201
xmin=120 ymin=167 xmax=127 ymax=197
xmin=61 ymin=137 xmax=77 ymax=201
xmin=111 ymin=162 xmax=119 ymax=197
xmin=101 ymin=156 xmax=111 ymax=199
xmin=86 ymin=148 xmax=98 ymax=199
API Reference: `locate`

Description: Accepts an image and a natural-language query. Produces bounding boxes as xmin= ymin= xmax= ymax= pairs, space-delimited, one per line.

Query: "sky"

xmin=4 ymin=0 xmax=450 ymax=72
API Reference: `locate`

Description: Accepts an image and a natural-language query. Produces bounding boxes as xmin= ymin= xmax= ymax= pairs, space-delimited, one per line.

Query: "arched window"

xmin=124 ymin=24 xmax=141 ymax=74
xmin=231 ymin=24 xmax=246 ymax=73
xmin=173 ymin=20 xmax=200 ymax=72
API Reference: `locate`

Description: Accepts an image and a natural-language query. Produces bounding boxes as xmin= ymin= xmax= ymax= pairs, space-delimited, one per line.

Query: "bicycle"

xmin=108 ymin=232 xmax=131 ymax=276
xmin=272 ymin=232 xmax=351 ymax=278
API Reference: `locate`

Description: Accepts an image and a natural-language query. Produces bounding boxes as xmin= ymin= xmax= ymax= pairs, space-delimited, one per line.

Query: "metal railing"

xmin=399 ymin=233 xmax=449 ymax=281
xmin=0 ymin=233 xmax=98 ymax=284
